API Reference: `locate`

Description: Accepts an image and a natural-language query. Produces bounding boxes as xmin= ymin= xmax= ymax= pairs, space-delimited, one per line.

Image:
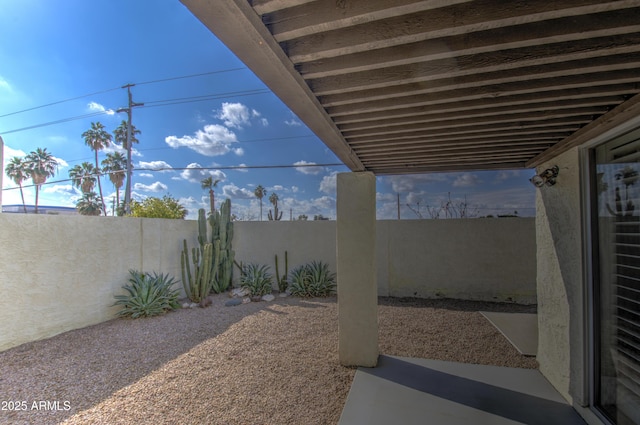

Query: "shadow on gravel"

xmin=378 ymin=296 xmax=537 ymax=313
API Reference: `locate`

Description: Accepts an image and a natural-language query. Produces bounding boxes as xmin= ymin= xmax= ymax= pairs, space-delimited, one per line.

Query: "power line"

xmin=0 ymin=67 xmax=249 ymax=119
xmin=0 ymin=87 xmax=121 ymax=118
xmin=0 ymin=111 xmax=113 ymax=135
xmin=136 ymin=68 xmax=246 ymax=86
xmin=0 ymin=88 xmax=272 ymax=135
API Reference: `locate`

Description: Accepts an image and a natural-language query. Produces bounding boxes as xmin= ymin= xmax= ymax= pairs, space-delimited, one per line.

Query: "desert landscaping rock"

xmin=262 ymin=294 xmax=275 ymax=302
xmin=0 ymin=294 xmax=536 ymax=425
xmin=225 ymin=299 xmax=242 ymax=307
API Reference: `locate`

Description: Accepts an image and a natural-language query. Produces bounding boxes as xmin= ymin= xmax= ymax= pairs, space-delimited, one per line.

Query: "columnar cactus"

xmin=181 ymin=200 xmax=235 ymax=301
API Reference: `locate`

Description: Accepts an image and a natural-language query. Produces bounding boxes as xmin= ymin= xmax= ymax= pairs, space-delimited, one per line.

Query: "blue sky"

xmin=0 ymin=0 xmax=535 ymax=219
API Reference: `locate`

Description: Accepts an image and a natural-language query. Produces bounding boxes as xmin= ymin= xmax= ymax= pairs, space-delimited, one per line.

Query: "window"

xmin=592 ymin=127 xmax=640 ymax=425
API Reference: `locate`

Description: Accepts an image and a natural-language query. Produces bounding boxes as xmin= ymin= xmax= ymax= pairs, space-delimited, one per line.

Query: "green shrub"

xmin=114 ymin=270 xmax=180 ymax=318
xmin=240 ymin=263 xmax=273 ymax=296
xmin=288 ymin=261 xmax=336 ymax=297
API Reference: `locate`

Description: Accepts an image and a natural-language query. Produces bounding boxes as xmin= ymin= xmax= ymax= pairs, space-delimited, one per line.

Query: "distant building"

xmin=1 ymin=205 xmax=78 ymax=215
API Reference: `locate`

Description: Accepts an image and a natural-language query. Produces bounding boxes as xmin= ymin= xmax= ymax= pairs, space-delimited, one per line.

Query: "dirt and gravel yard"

xmin=0 ymin=294 xmax=537 ymax=425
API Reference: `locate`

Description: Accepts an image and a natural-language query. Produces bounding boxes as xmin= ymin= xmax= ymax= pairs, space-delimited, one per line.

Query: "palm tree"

xmin=114 ymin=120 xmax=141 ymax=214
xmin=82 ymin=121 xmax=112 ymax=215
xmin=25 ymin=148 xmax=58 ymax=214
xmin=76 ymin=192 xmax=103 ymax=216
xmin=101 ymin=152 xmax=127 ymax=212
xmin=5 ymin=157 xmax=29 ymax=213
xmin=113 ymin=120 xmax=140 ymax=148
xmin=254 ymin=185 xmax=267 ymax=221
xmin=69 ymin=162 xmax=98 ymax=193
xmin=201 ymin=176 xmax=220 ymax=214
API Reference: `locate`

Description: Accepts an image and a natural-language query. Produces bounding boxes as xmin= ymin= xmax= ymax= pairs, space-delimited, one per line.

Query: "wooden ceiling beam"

xmin=311 ymin=56 xmax=640 ymax=96
xmin=334 ymin=96 xmax=624 ymax=127
xmin=298 ymin=21 xmax=640 ymax=78
xmin=324 ymin=81 xmax=640 ymax=116
xmin=283 ymin=0 xmax=627 ymax=62
xmin=338 ymin=106 xmax=609 ymax=133
xmin=263 ymin=0 xmax=469 ymax=42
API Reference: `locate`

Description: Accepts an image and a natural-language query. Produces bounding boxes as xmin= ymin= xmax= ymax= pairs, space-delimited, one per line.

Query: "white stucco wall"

xmin=378 ymin=218 xmax=537 ymax=303
xmin=535 ymin=147 xmax=586 ymax=406
xmin=0 ymin=214 xmax=197 ymax=352
xmin=0 ymin=215 xmax=536 ymax=352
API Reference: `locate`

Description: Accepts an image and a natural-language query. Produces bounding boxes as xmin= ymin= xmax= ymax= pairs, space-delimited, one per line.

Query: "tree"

xmin=69 ymin=162 xmax=98 ymax=193
xmin=76 ymin=192 xmax=103 ymax=216
xmin=82 ymin=121 xmax=112 ymax=215
xmin=129 ymin=195 xmax=187 ymax=219
xmin=113 ymin=120 xmax=141 ymax=148
xmin=25 ymin=148 xmax=58 ymax=214
xmin=101 ymin=152 xmax=127 ymax=212
xmin=297 ymin=214 xmax=308 ymax=220
xmin=254 ymin=185 xmax=267 ymax=221
xmin=5 ymin=156 xmax=29 ymax=213
xmin=268 ymin=192 xmax=283 ymax=221
xmin=113 ymin=120 xmax=141 ymax=215
xmin=201 ymin=176 xmax=220 ymax=214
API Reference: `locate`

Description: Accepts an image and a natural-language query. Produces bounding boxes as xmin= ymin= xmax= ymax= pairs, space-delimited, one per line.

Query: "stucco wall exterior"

xmin=0 ymin=214 xmax=197 ymax=352
xmin=535 ymin=147 xmax=587 ymax=406
xmin=0 ymin=215 xmax=536 ymax=352
xmin=377 ymin=218 xmax=537 ymax=303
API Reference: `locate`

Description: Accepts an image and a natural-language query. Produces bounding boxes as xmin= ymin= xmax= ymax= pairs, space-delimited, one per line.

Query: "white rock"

xmin=242 ymin=297 xmax=251 ymax=304
xmin=262 ymin=294 xmax=275 ymax=302
xmin=189 ymin=303 xmax=198 ymax=309
xmin=231 ymin=288 xmax=250 ymax=298
xmin=182 ymin=302 xmax=190 ymax=308
xmin=278 ymin=292 xmax=289 ymax=298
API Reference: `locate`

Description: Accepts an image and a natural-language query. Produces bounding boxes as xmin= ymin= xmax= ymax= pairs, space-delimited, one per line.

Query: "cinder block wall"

xmin=0 ymin=215 xmax=535 ymax=352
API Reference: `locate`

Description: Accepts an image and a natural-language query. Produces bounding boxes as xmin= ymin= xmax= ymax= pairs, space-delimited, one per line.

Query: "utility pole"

xmin=117 ymin=84 xmax=143 ymax=214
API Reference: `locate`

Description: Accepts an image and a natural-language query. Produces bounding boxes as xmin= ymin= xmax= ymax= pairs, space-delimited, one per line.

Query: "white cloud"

xmin=43 ymin=184 xmax=78 ymax=195
xmin=103 ymin=143 xmax=142 ymax=158
xmin=386 ymin=174 xmax=447 ymax=193
xmin=294 ymin=160 xmax=323 ymax=175
xmin=284 ymin=112 xmax=302 ymax=127
xmin=87 ymin=101 xmax=115 ymax=115
xmin=133 ymin=181 xmax=168 ymax=192
xmin=52 ymin=156 xmax=68 ymax=169
xmin=138 ymin=160 xmax=173 ymax=171
xmin=271 ymin=185 xmax=285 ymax=192
xmin=179 ymin=163 xmax=227 ymax=183
xmin=222 ymin=184 xmax=255 ymax=199
xmin=235 ymin=164 xmax=249 ymax=173
xmin=139 ymin=173 xmax=154 ymax=178
xmin=216 ymin=102 xmax=252 ymax=129
xmin=319 ymin=171 xmax=338 ymax=194
xmin=165 ymin=124 xmax=238 ymax=156
xmin=376 ymin=192 xmax=396 ymax=202
xmin=234 ymin=147 xmax=244 ymax=156
xmin=452 ymin=173 xmax=480 ymax=187
xmin=0 ymin=76 xmax=13 ymax=92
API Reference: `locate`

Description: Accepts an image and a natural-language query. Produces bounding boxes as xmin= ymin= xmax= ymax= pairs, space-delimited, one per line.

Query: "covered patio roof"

xmin=181 ymin=0 xmax=640 ymax=174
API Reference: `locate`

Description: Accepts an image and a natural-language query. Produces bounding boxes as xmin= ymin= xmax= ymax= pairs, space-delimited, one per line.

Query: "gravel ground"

xmin=0 ymin=295 xmax=537 ymax=425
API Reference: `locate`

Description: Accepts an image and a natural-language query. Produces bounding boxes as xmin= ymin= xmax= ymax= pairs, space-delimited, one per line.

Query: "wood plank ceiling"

xmin=182 ymin=0 xmax=640 ymax=175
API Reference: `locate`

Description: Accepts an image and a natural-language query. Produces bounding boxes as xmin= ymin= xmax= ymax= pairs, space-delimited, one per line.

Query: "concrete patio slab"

xmin=480 ymin=312 xmax=538 ymax=356
xmin=338 ymin=355 xmax=586 ymax=425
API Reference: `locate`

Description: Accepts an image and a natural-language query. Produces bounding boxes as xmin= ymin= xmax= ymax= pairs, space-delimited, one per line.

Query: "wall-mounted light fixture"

xmin=530 ymin=165 xmax=559 ymax=187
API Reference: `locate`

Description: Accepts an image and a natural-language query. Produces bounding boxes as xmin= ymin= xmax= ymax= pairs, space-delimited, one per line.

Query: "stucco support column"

xmin=337 ymin=171 xmax=378 ymax=367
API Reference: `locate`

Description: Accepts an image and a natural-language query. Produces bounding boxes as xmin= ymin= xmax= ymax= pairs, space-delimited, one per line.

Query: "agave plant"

xmin=288 ymin=261 xmax=336 ymax=297
xmin=240 ymin=263 xmax=273 ymax=297
xmin=113 ymin=270 xmax=180 ymax=318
